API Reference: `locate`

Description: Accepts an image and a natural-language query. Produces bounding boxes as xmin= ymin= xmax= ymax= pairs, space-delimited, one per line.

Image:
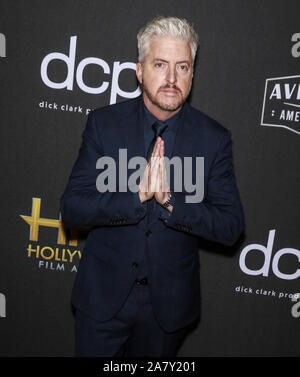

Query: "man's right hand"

xmin=138 ymin=136 xmax=162 ymax=203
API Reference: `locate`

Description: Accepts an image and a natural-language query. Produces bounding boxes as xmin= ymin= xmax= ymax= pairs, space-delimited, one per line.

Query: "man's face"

xmin=136 ymin=36 xmax=193 ymax=116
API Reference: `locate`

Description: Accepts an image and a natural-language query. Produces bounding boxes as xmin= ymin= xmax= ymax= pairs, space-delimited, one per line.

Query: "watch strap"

xmin=161 ymin=191 xmax=174 ymax=209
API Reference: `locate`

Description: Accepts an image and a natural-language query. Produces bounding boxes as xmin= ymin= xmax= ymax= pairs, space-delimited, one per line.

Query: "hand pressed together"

xmin=138 ymin=137 xmax=173 ymax=212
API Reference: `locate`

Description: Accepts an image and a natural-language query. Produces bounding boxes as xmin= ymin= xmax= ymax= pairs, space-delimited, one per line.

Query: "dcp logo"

xmin=239 ymin=229 xmax=300 ymax=280
xmin=41 ymin=36 xmax=141 ymax=104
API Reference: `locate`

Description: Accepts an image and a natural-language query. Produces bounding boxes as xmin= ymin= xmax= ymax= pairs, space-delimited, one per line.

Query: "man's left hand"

xmin=154 ymin=138 xmax=173 ymax=213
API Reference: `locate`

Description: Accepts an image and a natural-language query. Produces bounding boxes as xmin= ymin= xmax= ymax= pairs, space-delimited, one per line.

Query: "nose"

xmin=165 ymin=65 xmax=177 ymax=84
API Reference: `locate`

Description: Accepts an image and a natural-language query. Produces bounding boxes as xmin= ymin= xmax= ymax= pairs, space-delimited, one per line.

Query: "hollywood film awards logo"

xmin=20 ymin=198 xmax=86 ymax=273
xmin=260 ymin=33 xmax=300 ymax=135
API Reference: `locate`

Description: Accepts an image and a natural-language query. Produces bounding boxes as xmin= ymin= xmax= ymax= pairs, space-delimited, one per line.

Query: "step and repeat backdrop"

xmin=0 ymin=0 xmax=299 ymax=356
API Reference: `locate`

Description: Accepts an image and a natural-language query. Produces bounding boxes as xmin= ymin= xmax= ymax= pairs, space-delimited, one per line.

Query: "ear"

xmin=136 ymin=62 xmax=143 ymax=84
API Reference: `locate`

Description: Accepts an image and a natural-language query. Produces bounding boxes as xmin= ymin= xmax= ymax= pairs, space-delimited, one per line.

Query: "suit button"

xmin=145 ymin=230 xmax=152 ymax=237
xmin=132 ymin=262 xmax=138 ymax=268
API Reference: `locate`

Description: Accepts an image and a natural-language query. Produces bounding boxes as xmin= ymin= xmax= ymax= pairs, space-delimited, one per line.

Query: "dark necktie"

xmin=146 ymin=121 xmax=168 ymax=224
xmin=146 ymin=121 xmax=168 ymax=161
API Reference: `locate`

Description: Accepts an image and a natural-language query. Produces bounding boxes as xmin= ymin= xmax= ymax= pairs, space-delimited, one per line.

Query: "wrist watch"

xmin=160 ymin=191 xmax=174 ymax=209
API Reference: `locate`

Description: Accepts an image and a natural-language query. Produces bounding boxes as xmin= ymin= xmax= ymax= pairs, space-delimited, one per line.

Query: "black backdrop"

xmin=0 ymin=0 xmax=299 ymax=356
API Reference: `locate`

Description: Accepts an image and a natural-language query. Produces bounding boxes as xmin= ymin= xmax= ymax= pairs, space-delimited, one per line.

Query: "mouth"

xmin=160 ymin=88 xmax=180 ymax=94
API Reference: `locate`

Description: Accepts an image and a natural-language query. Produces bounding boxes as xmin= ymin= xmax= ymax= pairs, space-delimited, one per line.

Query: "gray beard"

xmin=142 ymin=83 xmax=187 ymax=112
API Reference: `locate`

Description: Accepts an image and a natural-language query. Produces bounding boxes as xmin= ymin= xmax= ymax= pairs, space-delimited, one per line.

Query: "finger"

xmin=156 ymin=157 xmax=162 ymax=194
xmin=161 ymin=158 xmax=167 ymax=193
xmin=159 ymin=158 xmax=163 ymax=194
xmin=148 ymin=138 xmax=160 ymax=168
xmin=161 ymin=157 xmax=169 ymax=192
xmin=140 ymin=165 xmax=149 ymax=192
xmin=153 ymin=153 xmax=163 ymax=192
xmin=159 ymin=139 xmax=164 ymax=158
xmin=151 ymin=156 xmax=160 ymax=192
xmin=151 ymin=137 xmax=160 ymax=158
xmin=150 ymin=140 xmax=161 ymax=170
xmin=145 ymin=164 xmax=151 ymax=193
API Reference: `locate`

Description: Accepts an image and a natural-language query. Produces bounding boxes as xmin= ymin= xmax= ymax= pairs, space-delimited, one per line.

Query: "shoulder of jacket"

xmin=186 ymin=102 xmax=230 ymax=138
xmin=90 ymin=96 xmax=140 ymax=121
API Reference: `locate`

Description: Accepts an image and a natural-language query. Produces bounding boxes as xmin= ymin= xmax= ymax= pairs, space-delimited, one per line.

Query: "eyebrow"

xmin=153 ymin=58 xmax=190 ymax=64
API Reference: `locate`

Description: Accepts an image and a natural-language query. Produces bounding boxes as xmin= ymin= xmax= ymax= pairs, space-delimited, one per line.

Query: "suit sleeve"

xmin=60 ymin=111 xmax=147 ymax=229
xmin=162 ymin=129 xmax=245 ymax=246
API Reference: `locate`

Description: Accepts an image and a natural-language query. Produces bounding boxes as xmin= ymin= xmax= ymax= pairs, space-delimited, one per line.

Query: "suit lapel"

xmin=175 ymin=102 xmax=202 ymax=156
xmin=167 ymin=102 xmax=200 ymax=192
xmin=122 ymin=94 xmax=146 ymax=161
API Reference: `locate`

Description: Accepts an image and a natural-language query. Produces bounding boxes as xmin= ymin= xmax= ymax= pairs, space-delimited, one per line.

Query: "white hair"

xmin=137 ymin=16 xmax=199 ymax=65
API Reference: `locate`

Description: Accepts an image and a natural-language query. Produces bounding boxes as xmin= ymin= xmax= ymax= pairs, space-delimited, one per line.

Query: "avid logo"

xmin=20 ymin=197 xmax=85 ymax=272
xmin=0 ymin=33 xmax=6 ymax=57
xmin=261 ymin=75 xmax=300 ymax=135
xmin=40 ymin=36 xmax=141 ymax=104
xmin=0 ymin=293 xmax=6 ymax=318
xmin=239 ymin=229 xmax=300 ymax=280
xmin=260 ymin=33 xmax=300 ymax=135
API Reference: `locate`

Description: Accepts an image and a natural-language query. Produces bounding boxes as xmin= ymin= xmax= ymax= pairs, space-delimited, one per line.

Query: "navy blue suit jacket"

xmin=60 ymin=94 xmax=245 ymax=332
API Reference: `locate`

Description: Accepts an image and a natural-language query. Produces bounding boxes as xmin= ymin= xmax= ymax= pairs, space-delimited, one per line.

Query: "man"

xmin=60 ymin=16 xmax=245 ymax=357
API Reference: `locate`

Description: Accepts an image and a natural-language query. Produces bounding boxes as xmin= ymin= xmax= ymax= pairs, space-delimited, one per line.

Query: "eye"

xmin=178 ymin=64 xmax=188 ymax=71
xmin=154 ymin=62 xmax=165 ymax=68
